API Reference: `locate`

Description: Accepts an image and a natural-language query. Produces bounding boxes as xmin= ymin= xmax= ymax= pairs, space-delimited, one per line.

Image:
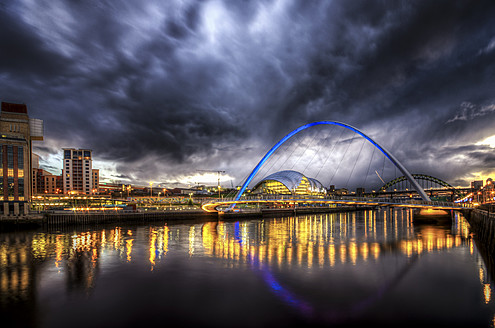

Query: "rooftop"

xmin=1 ymin=102 xmax=28 ymax=114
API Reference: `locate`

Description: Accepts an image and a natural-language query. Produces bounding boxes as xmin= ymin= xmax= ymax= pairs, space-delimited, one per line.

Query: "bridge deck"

xmin=201 ymin=195 xmax=473 ymax=212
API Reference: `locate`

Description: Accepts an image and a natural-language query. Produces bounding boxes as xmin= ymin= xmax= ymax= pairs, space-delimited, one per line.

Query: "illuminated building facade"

xmin=252 ymin=170 xmax=326 ymax=196
xmin=43 ymin=171 xmax=62 ymax=194
xmin=472 ymin=180 xmax=483 ymax=190
xmin=32 ymin=168 xmax=63 ymax=194
xmin=92 ymin=169 xmax=99 ymax=193
xmin=0 ymin=102 xmax=43 ymax=215
xmin=63 ymin=148 xmax=93 ymax=195
xmin=480 ymin=178 xmax=495 ymax=204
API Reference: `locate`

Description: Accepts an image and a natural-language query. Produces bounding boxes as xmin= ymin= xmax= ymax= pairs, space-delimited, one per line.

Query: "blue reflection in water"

xmin=234 ymin=221 xmax=242 ymax=245
xmin=237 ymin=224 xmax=418 ymax=324
xmin=250 ymin=253 xmax=314 ymax=317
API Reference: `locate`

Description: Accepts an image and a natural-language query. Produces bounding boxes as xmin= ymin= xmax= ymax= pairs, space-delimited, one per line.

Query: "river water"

xmin=1 ymin=209 xmax=494 ymax=327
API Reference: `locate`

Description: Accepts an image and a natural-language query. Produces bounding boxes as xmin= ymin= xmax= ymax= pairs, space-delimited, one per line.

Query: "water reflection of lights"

xmin=1 ymin=210 xmax=493 ymax=324
xmin=189 ymin=226 xmax=195 ymax=256
xmin=149 ymin=229 xmax=157 ymax=270
xmin=485 ymin=284 xmax=492 ymax=304
xmin=478 ymin=262 xmax=494 ymax=306
xmin=126 ymin=239 xmax=133 ymax=262
xmin=196 ymin=211 xmax=484 ymax=323
xmin=11 ymin=212 xmax=477 ymax=274
xmin=55 ymin=235 xmax=63 ymax=269
xmin=148 ymin=226 xmax=170 ymax=270
xmin=196 ymin=212 xmax=476 ymax=270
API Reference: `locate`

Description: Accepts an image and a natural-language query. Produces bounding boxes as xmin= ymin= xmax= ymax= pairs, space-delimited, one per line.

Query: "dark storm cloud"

xmin=1 ymin=0 xmax=495 ymax=186
xmin=0 ymin=5 xmax=72 ymax=78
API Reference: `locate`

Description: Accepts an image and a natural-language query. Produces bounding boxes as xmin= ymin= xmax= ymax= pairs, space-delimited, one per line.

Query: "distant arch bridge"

xmin=380 ymin=174 xmax=458 ymax=193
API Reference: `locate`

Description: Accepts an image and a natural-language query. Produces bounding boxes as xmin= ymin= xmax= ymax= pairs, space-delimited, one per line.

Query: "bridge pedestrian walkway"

xmin=201 ymin=194 xmax=473 ymax=212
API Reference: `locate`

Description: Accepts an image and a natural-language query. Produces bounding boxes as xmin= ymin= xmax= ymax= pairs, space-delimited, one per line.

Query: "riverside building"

xmin=0 ymin=102 xmax=43 ymax=215
xmin=92 ymin=169 xmax=99 ymax=193
xmin=251 ymin=170 xmax=327 ymax=197
xmin=63 ymin=148 xmax=94 ymax=195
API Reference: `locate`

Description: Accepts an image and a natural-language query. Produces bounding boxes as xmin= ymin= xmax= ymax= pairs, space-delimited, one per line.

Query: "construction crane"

xmin=197 ymin=170 xmax=226 ymax=198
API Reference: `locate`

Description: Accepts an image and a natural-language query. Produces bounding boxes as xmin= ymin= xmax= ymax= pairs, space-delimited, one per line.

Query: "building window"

xmin=7 ymin=146 xmax=13 ymax=169
xmin=64 ymin=150 xmax=71 ymax=159
xmin=18 ymin=146 xmax=23 ymax=169
xmin=18 ymin=177 xmax=24 ymax=197
xmin=8 ymin=177 xmax=14 ymax=199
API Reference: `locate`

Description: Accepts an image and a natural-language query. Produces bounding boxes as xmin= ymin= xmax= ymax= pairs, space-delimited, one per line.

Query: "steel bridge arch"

xmin=381 ymin=174 xmax=455 ymax=191
xmin=232 ymin=121 xmax=431 ymax=205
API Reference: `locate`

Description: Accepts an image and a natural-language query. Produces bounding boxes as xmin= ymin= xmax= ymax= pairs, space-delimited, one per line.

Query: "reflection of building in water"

xmin=471 ymin=231 xmax=495 ymax=306
xmin=200 ymin=210 xmax=472 ymax=269
xmin=0 ymin=232 xmax=43 ymax=327
xmin=66 ymin=231 xmax=101 ymax=293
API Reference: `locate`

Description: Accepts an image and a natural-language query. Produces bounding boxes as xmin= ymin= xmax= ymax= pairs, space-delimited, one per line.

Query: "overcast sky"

xmin=1 ymin=0 xmax=495 ymax=189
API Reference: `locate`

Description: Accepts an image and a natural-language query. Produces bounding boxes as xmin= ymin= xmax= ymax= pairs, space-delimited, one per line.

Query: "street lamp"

xmin=149 ymin=181 xmax=153 ymax=197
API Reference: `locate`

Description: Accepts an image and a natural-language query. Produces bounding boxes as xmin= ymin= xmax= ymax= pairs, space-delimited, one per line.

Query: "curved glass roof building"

xmin=252 ymin=170 xmax=326 ymax=196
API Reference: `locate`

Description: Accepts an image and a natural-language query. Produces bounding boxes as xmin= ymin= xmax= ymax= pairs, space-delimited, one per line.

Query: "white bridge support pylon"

xmin=232 ymin=121 xmax=431 ymax=208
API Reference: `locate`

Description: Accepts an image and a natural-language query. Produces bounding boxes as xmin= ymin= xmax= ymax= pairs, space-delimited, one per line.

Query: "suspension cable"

xmin=315 ymin=127 xmax=346 ymax=180
xmin=291 ymin=129 xmax=319 ymax=170
xmin=329 ymin=131 xmax=355 ymax=188
xmin=274 ymin=131 xmax=304 ymax=174
xmin=362 ymin=145 xmax=376 ymax=190
xmin=258 ymin=130 xmax=299 ymax=179
xmin=380 ymin=153 xmax=386 ymax=188
xmin=345 ymin=137 xmax=366 ymax=190
xmin=302 ymin=126 xmax=334 ymax=176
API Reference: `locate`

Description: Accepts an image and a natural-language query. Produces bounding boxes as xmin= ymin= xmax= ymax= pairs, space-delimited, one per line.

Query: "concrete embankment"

xmin=467 ymin=209 xmax=495 ymax=253
xmin=45 ymin=211 xmax=219 ymax=228
xmin=0 ymin=210 xmax=218 ymax=230
xmin=466 ymin=209 xmax=495 ymax=281
xmin=0 ymin=205 xmax=381 ymax=229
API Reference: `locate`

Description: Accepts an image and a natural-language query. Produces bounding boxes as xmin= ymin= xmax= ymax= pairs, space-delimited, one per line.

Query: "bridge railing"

xmin=202 ymin=194 xmax=473 ymax=208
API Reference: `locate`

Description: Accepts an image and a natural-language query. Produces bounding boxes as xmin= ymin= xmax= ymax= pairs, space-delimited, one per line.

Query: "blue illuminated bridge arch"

xmin=233 ymin=121 xmax=431 ymax=204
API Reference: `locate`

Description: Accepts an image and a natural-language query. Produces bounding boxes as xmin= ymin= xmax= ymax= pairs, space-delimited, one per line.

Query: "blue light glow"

xmin=234 ymin=221 xmax=242 ymax=244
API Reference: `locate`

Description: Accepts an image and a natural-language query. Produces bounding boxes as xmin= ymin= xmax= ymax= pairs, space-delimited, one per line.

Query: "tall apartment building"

xmin=0 ymin=102 xmax=43 ymax=215
xmin=63 ymin=148 xmax=93 ymax=195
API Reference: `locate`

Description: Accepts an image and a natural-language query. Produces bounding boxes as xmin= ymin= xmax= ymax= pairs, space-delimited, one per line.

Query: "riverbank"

xmin=465 ymin=209 xmax=495 ymax=282
xmin=0 ymin=205 xmax=473 ymax=231
xmin=0 ymin=205 xmax=381 ymax=229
